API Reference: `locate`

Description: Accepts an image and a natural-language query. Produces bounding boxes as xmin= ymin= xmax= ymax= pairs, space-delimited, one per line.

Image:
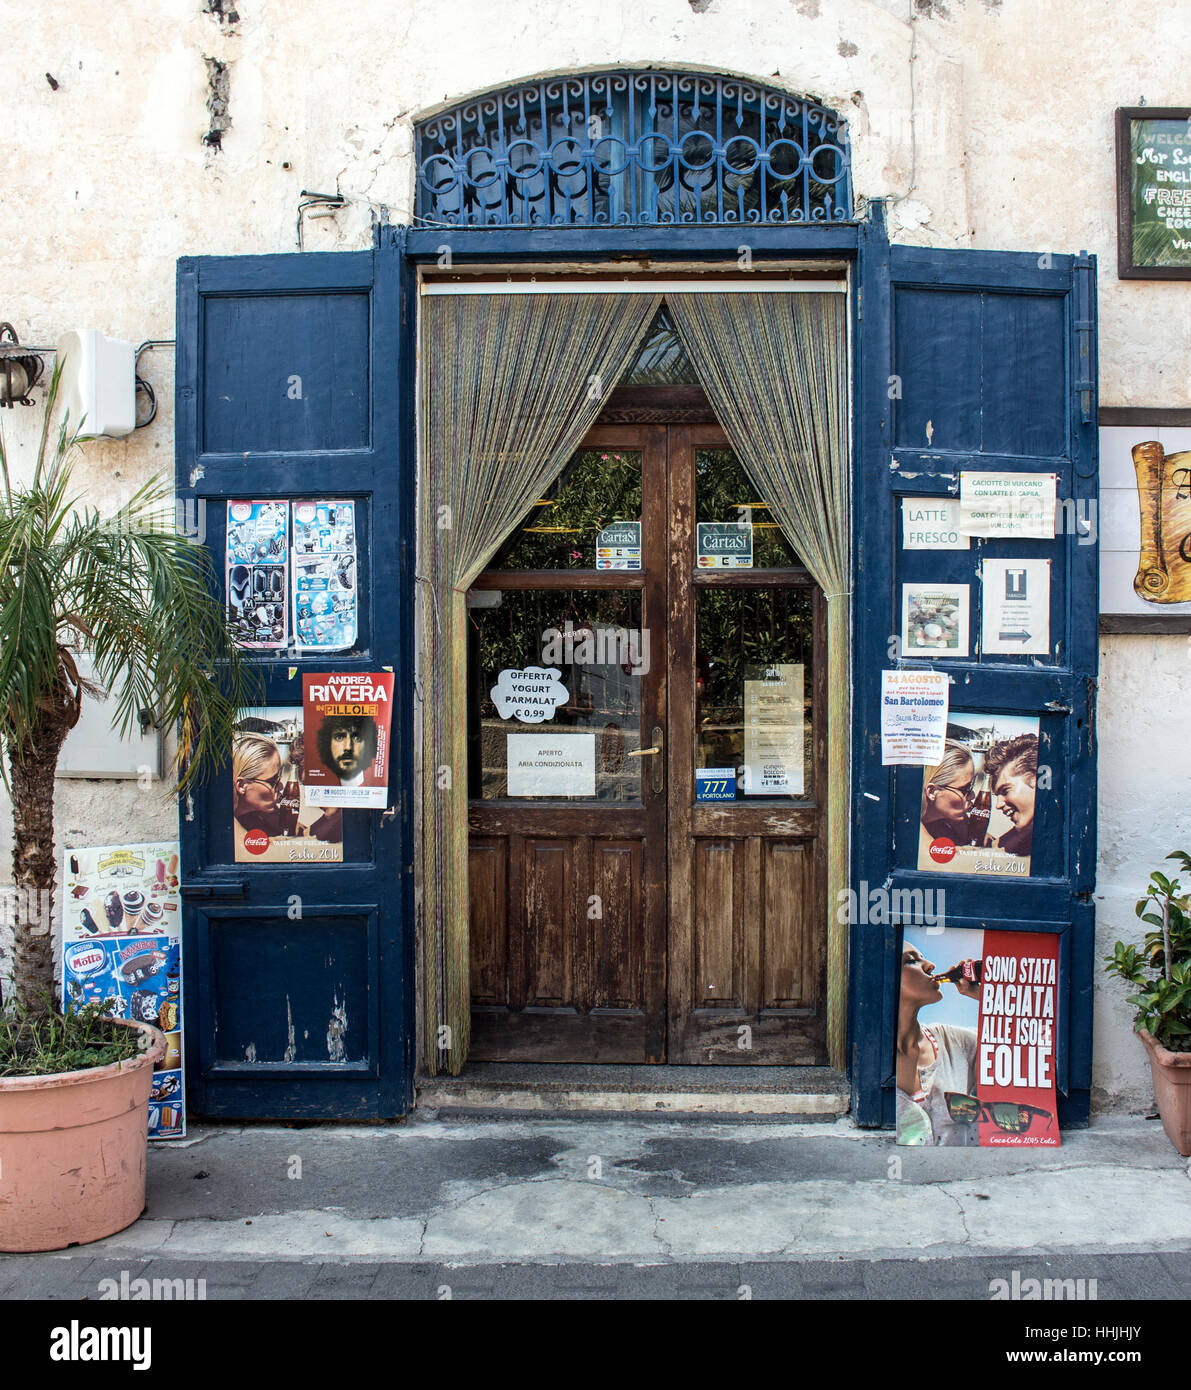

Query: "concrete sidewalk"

xmin=3 ymin=1112 xmax=1190 ymax=1297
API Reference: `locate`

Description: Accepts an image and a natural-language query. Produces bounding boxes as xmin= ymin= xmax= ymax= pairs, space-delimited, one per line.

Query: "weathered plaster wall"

xmin=1 ymin=0 xmax=1187 ymax=1110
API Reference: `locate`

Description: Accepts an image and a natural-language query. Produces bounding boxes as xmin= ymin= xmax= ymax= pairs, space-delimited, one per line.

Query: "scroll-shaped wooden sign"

xmin=1133 ymin=441 xmax=1191 ymax=603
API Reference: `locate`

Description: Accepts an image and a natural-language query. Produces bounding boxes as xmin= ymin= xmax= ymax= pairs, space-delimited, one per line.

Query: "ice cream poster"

xmin=60 ymin=842 xmax=185 ymax=1140
xmin=896 ymin=925 xmax=1059 ymax=1148
xmin=301 ymin=672 xmax=395 ymax=808
xmin=918 ymin=711 xmax=1041 ymax=878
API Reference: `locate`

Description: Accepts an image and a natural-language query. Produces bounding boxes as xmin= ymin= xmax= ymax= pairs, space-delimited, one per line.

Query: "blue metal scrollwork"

xmin=415 ymin=71 xmax=852 ymax=228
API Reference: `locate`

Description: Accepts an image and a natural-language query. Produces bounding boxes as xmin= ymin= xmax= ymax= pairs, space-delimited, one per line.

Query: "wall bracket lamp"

xmin=0 ymin=324 xmax=52 ymax=407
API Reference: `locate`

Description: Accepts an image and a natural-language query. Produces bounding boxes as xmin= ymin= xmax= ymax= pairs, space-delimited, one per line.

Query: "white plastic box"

xmin=56 ymin=330 xmax=136 ymax=438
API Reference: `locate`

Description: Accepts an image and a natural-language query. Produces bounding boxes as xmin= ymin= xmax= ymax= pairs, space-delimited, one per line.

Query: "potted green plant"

xmin=1104 ymin=850 xmax=1191 ymax=1156
xmin=0 ymin=364 xmax=258 ymax=1251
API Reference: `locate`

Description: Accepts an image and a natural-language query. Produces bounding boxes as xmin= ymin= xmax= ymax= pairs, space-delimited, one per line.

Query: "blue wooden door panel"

xmin=852 ymin=214 xmax=1098 ymax=1128
xmin=175 ymin=231 xmax=413 ymax=1119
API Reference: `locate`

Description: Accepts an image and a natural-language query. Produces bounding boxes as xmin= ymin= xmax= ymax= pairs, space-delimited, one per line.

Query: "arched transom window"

xmin=415 ymin=70 xmax=852 ymax=228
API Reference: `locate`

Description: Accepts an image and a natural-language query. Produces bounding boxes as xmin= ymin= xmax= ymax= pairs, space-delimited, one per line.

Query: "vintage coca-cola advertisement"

xmin=896 ymin=924 xmax=1060 ymax=1148
xmin=232 ymin=707 xmax=344 ymax=864
xmin=918 ymin=711 xmax=1041 ymax=879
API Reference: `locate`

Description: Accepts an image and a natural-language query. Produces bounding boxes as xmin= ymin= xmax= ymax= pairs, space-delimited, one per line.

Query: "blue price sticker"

xmin=695 ymin=767 xmax=737 ymax=802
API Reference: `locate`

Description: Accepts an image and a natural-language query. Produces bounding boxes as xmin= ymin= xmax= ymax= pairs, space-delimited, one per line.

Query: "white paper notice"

xmin=959 ymin=472 xmax=1057 ymax=539
xmin=506 ymin=733 xmax=595 ymax=797
xmin=880 ymin=670 xmax=950 ymax=766
xmin=490 ymin=667 xmax=569 ymax=723
xmin=743 ymin=664 xmax=804 ymax=795
xmin=981 ymin=558 xmax=1051 ymax=655
xmin=901 ymin=497 xmax=970 ymax=550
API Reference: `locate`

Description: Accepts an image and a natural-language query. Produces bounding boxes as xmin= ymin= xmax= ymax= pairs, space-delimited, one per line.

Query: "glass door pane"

xmin=468 ymin=589 xmax=646 ymax=801
xmin=695 ymin=586 xmax=814 ymax=801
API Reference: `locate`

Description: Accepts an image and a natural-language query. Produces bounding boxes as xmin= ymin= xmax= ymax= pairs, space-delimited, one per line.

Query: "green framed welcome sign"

xmin=1116 ymin=107 xmax=1191 ymax=280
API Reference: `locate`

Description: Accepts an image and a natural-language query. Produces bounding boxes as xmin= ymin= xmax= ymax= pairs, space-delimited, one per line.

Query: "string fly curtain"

xmin=666 ymin=292 xmax=851 ymax=1069
xmin=417 ymin=292 xmax=662 ymax=1074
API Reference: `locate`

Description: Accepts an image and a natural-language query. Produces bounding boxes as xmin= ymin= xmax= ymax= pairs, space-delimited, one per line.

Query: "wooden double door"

xmin=466 ymin=421 xmax=827 ymax=1064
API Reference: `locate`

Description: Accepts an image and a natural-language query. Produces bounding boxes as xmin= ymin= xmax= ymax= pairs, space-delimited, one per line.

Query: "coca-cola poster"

xmin=301 ymin=672 xmax=394 ymax=808
xmin=232 ymin=707 xmax=343 ymax=863
xmin=896 ymin=924 xmax=1060 ymax=1147
xmin=918 ymin=711 xmax=1041 ymax=878
xmin=61 ymin=842 xmax=186 ymax=1140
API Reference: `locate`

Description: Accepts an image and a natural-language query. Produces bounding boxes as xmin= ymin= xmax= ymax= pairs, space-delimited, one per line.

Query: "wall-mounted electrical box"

xmin=57 ymin=655 xmax=162 ymax=780
xmin=56 ymin=330 xmax=136 ymax=438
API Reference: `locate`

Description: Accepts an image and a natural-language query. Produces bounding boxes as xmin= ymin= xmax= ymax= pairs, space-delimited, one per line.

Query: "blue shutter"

xmin=175 ymin=228 xmax=414 ymax=1118
xmin=852 ymin=213 xmax=1098 ymax=1127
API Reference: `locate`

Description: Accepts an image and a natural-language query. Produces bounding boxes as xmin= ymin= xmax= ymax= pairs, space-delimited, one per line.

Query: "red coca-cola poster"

xmin=897 ymin=925 xmax=1059 ymax=1147
xmin=976 ymin=929 xmax=1060 ymax=1147
xmin=302 ymin=671 xmax=395 ymax=808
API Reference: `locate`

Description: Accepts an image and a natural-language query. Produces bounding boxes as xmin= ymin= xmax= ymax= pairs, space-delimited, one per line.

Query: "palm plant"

xmin=0 ymin=364 xmax=260 ymax=1019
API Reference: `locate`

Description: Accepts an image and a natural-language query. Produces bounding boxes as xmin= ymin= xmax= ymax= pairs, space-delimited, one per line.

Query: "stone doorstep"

xmin=416 ymin=1063 xmax=850 ymax=1117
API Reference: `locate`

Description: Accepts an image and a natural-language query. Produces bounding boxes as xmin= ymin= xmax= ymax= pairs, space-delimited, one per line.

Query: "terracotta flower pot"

xmin=0 ymin=1018 xmax=166 ymax=1252
xmin=1138 ymin=1028 xmax=1191 ymax=1157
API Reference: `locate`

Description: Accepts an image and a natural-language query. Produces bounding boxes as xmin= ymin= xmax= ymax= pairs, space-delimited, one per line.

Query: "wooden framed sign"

xmin=1116 ymin=107 xmax=1191 ymax=279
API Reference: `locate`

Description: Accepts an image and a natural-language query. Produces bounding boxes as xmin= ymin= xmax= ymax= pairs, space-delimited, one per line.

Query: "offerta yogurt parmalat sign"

xmin=490 ymin=667 xmax=569 ymax=722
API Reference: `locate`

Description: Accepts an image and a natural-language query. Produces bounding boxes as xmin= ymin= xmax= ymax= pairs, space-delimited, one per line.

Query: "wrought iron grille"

xmin=415 ymin=70 xmax=852 ymax=227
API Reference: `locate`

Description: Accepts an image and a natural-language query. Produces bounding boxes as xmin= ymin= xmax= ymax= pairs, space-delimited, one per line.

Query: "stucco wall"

xmin=1 ymin=0 xmax=1187 ymax=1110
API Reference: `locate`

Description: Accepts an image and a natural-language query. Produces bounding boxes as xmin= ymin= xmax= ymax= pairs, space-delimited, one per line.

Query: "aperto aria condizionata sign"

xmin=506 ymin=733 xmax=595 ymax=797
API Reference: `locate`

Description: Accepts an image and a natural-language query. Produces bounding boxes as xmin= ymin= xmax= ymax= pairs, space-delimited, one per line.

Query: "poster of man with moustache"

xmin=918 ymin=711 xmax=1041 ymax=878
xmin=302 ymin=672 xmax=395 ymax=808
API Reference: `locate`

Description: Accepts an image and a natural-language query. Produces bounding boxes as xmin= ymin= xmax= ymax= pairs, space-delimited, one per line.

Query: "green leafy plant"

xmin=0 ymin=362 xmax=261 ymax=1036
xmin=0 ymin=995 xmax=142 ymax=1077
xmin=1104 ymin=850 xmax=1191 ymax=1052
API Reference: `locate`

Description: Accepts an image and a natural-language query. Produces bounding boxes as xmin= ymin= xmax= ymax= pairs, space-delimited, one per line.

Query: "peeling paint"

xmin=245 ymin=1041 xmax=256 ymax=1062
xmin=284 ymin=994 xmax=297 ymax=1063
xmin=327 ymin=993 xmax=348 ymax=1062
xmin=189 ymin=466 xmax=205 ymax=487
xmin=204 ymin=0 xmax=241 ymax=24
xmin=837 ymin=40 xmax=858 ymax=57
xmin=202 ymin=56 xmax=231 ymax=150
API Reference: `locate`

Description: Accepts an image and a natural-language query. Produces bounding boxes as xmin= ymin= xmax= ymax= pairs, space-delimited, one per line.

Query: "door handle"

xmin=628 ymin=728 xmax=664 ymax=793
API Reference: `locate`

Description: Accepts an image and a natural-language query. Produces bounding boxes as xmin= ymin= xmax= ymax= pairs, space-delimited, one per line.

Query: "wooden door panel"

xmin=523 ymin=839 xmax=574 ymax=1007
xmin=592 ymin=838 xmax=643 ymax=1009
xmin=467 ymin=837 xmax=507 ymax=1006
xmin=468 ymin=827 xmax=662 ymax=1062
xmin=760 ymin=839 xmax=812 ymax=1008
xmin=692 ymin=840 xmax=743 ymax=1008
